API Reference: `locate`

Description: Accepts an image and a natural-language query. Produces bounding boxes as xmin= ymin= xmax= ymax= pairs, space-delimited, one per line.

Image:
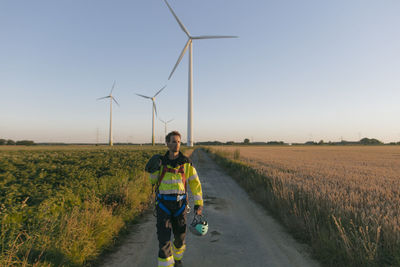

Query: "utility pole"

xmin=96 ymin=128 xmax=99 ymax=145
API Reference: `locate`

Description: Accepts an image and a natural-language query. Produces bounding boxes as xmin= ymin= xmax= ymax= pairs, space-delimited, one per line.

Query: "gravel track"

xmin=100 ymin=149 xmax=320 ymax=267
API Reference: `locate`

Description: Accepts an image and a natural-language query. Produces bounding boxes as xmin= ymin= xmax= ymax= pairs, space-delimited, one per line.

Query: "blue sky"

xmin=1 ymin=0 xmax=399 ymax=144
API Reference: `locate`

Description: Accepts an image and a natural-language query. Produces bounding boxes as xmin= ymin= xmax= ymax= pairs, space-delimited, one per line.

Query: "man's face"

xmin=167 ymin=135 xmax=181 ymax=153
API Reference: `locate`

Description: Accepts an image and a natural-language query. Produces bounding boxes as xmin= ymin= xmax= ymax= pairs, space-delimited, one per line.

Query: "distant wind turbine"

xmin=159 ymin=118 xmax=174 ymax=139
xmin=136 ymin=85 xmax=167 ymax=146
xmin=163 ymin=0 xmax=237 ymax=147
xmin=97 ymin=80 xmax=120 ymax=146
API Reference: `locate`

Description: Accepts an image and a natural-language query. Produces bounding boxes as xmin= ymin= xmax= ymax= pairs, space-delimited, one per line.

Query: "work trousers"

xmin=156 ymin=196 xmax=187 ymax=259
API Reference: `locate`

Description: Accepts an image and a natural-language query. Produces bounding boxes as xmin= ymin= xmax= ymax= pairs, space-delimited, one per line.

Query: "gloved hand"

xmin=194 ymin=205 xmax=203 ymax=216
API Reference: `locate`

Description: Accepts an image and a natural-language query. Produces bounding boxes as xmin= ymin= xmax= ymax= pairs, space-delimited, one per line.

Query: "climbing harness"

xmin=153 ymin=162 xmax=191 ymax=217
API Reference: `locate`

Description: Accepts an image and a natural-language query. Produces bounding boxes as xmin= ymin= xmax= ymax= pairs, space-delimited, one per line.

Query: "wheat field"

xmin=209 ymin=145 xmax=400 ymax=266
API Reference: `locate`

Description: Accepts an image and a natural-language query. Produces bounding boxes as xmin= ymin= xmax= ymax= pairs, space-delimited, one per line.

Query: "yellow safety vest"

xmin=150 ymin=161 xmax=203 ymax=206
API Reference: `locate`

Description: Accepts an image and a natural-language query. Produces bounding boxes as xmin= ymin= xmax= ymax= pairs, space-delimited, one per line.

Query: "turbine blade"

xmin=192 ymin=35 xmax=238 ymax=40
xmin=112 ymin=97 xmax=120 ymax=106
xmin=110 ymin=80 xmax=116 ymax=94
xmin=168 ymin=39 xmax=191 ymax=80
xmin=154 ymin=85 xmax=167 ymax=98
xmin=163 ymin=0 xmax=190 ymax=37
xmin=136 ymin=93 xmax=152 ymax=99
xmin=159 ymin=118 xmax=166 ymax=123
xmin=97 ymin=96 xmax=110 ymax=100
xmin=167 ymin=119 xmax=174 ymax=123
xmin=153 ymin=101 xmax=158 ymax=117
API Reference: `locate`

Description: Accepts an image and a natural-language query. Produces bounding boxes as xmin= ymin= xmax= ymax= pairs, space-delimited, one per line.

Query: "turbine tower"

xmin=163 ymin=0 xmax=237 ymax=147
xmin=136 ymin=85 xmax=166 ymax=146
xmin=97 ymin=80 xmax=120 ymax=146
xmin=159 ymin=118 xmax=174 ymax=139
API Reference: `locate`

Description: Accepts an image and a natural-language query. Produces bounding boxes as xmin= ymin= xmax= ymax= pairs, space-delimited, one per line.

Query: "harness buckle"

xmin=186 ymin=203 xmax=191 ymax=214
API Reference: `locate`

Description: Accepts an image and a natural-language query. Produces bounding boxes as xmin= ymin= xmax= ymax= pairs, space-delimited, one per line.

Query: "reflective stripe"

xmin=158 ymin=169 xmax=185 ymax=193
xmin=158 ymin=262 xmax=174 ymax=267
xmin=187 ymin=173 xmax=198 ymax=181
xmin=158 ymin=183 xmax=185 ymax=192
xmin=173 ymin=244 xmax=186 ymax=254
xmin=162 ymin=179 xmax=183 ymax=184
xmin=158 ymin=256 xmax=174 ymax=267
xmin=159 ymin=189 xmax=186 ymax=195
xmin=173 ymin=244 xmax=186 ymax=260
xmin=193 ymin=195 xmax=202 ymax=201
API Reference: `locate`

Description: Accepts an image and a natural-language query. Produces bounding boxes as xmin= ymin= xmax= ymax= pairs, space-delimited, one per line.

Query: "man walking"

xmin=147 ymin=131 xmax=203 ymax=267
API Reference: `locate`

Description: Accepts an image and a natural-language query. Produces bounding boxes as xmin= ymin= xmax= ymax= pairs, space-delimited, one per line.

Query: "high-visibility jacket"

xmin=149 ymin=152 xmax=203 ymax=206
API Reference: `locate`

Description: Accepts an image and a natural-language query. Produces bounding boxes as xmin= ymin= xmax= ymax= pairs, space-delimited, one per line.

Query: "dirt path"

xmin=101 ymin=149 xmax=320 ymax=267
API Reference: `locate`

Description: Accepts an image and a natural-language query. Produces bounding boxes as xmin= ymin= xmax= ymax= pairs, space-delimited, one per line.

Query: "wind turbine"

xmin=136 ymin=85 xmax=166 ymax=146
xmin=163 ymin=0 xmax=237 ymax=147
xmin=97 ymin=80 xmax=120 ymax=146
xmin=159 ymin=118 xmax=174 ymax=138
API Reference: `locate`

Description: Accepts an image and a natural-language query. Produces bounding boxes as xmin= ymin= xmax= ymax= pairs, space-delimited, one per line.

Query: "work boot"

xmin=174 ymin=260 xmax=183 ymax=267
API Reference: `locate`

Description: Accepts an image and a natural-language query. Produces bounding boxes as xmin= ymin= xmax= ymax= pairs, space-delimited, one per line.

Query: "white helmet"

xmin=189 ymin=215 xmax=208 ymax=236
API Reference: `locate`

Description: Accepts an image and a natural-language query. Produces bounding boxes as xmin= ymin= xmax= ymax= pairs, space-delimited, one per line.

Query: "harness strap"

xmin=157 ymin=199 xmax=187 ymax=217
xmin=155 ymin=166 xmax=168 ymax=193
xmin=157 ymin=194 xmax=186 ymax=201
xmin=174 ymin=202 xmax=186 ymax=217
xmin=157 ymin=201 xmax=172 ymax=215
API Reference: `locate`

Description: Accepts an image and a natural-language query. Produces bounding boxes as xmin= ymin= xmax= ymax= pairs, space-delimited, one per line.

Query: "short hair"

xmin=166 ymin=131 xmax=181 ymax=143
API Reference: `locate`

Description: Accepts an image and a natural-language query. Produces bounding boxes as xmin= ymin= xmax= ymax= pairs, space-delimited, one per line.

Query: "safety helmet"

xmin=189 ymin=215 xmax=208 ymax=236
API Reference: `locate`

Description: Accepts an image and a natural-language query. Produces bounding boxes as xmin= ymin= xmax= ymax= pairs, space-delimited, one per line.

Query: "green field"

xmin=0 ymin=145 xmax=167 ymax=266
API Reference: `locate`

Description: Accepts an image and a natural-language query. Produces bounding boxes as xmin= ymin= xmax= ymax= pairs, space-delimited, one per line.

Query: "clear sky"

xmin=1 ymin=0 xmax=399 ymax=144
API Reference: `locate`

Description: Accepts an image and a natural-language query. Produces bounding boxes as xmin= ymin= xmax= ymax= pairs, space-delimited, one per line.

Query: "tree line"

xmin=1 ymin=137 xmax=399 ymax=146
xmin=197 ymin=137 xmax=400 ymax=146
xmin=0 ymin=139 xmax=35 ymax=146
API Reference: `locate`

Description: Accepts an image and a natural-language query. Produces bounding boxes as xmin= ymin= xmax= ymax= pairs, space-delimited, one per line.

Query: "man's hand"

xmin=194 ymin=205 xmax=203 ymax=216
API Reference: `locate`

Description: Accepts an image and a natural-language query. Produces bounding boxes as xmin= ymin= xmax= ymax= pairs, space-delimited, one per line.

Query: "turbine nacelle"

xmin=97 ymin=95 xmax=120 ymax=106
xmin=159 ymin=118 xmax=174 ymax=124
xmin=135 ymin=85 xmax=166 ymax=118
xmin=164 ymin=0 xmax=238 ymax=80
xmin=97 ymin=80 xmax=120 ymax=106
xmin=136 ymin=85 xmax=167 ymax=146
